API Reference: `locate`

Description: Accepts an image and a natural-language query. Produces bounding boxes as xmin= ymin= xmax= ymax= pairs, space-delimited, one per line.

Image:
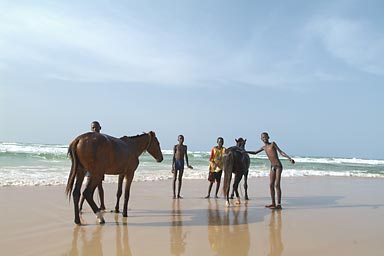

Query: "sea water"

xmin=0 ymin=142 xmax=383 ymax=187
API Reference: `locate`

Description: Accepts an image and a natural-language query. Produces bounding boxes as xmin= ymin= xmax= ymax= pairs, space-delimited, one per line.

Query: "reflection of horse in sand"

xmin=114 ymin=214 xmax=133 ymax=256
xmin=170 ymin=200 xmax=187 ymax=256
xmin=67 ymin=215 xmax=133 ymax=255
xmin=68 ymin=225 xmax=103 ymax=255
xmin=66 ymin=131 xmax=163 ymax=224
xmin=223 ymin=138 xmax=250 ymax=207
xmin=269 ymin=210 xmax=284 ymax=256
xmin=207 ymin=200 xmax=250 ymax=255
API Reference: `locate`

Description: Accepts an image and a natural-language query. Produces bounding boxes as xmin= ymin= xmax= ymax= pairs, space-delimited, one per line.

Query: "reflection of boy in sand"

xmin=172 ymin=135 xmax=193 ymax=199
xmin=246 ymin=132 xmax=295 ymax=209
xmin=170 ymin=200 xmax=187 ymax=256
xmin=207 ymin=200 xmax=225 ymax=254
xmin=269 ymin=210 xmax=284 ymax=256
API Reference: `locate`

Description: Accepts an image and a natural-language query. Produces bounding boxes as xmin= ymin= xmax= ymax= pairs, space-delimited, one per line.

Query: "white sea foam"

xmin=0 ymin=142 xmax=383 ymax=187
xmin=0 ymin=142 xmax=67 ymax=155
xmin=250 ymin=155 xmax=384 ymax=166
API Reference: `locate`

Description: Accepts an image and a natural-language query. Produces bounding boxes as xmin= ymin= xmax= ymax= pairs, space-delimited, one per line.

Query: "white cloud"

xmin=0 ymin=2 xmax=319 ymax=90
xmin=2 ymin=2 xmax=381 ymax=91
xmin=0 ymin=4 xmax=200 ymax=86
xmin=307 ymin=17 xmax=384 ymax=76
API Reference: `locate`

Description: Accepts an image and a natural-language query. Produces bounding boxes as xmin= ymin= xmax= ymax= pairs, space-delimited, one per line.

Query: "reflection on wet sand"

xmin=67 ymin=214 xmax=133 ymax=255
xmin=207 ymin=200 xmax=250 ymax=256
xmin=170 ymin=200 xmax=187 ymax=256
xmin=69 ymin=225 xmax=103 ymax=256
xmin=115 ymin=214 xmax=133 ymax=256
xmin=269 ymin=210 xmax=283 ymax=256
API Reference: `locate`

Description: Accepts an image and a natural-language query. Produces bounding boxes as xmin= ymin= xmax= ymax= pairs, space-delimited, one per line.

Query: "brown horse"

xmin=222 ymin=138 xmax=250 ymax=207
xmin=66 ymin=131 xmax=163 ymax=225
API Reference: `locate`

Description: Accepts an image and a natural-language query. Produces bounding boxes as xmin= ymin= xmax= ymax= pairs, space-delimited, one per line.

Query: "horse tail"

xmin=66 ymin=139 xmax=79 ymax=199
xmin=222 ymin=150 xmax=234 ymax=196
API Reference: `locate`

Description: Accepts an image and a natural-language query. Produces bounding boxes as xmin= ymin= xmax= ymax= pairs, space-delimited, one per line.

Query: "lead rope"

xmin=145 ymin=132 xmax=152 ymax=151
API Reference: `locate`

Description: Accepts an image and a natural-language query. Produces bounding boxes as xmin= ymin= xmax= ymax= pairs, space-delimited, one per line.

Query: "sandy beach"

xmin=0 ymin=177 xmax=383 ymax=255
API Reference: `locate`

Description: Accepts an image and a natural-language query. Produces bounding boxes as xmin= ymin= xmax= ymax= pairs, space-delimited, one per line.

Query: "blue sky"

xmin=1 ymin=0 xmax=383 ymax=159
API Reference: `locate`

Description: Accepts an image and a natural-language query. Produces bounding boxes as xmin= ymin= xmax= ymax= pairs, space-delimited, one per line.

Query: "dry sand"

xmin=0 ymin=177 xmax=383 ymax=255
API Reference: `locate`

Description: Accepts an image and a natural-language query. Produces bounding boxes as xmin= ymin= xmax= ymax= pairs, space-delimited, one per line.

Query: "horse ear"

xmin=235 ymin=139 xmax=238 ymax=142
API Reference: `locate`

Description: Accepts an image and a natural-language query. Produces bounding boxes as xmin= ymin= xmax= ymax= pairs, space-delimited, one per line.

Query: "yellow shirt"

xmin=209 ymin=146 xmax=226 ymax=172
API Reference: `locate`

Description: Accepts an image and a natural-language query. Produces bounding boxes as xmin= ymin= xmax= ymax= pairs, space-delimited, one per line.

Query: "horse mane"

xmin=120 ymin=131 xmax=154 ymax=141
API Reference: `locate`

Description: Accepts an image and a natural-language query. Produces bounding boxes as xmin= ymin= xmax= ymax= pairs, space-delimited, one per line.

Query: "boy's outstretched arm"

xmin=274 ymin=142 xmax=295 ymax=164
xmin=246 ymin=147 xmax=264 ymax=155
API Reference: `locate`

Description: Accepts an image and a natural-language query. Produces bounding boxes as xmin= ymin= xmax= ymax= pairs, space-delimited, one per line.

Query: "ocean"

xmin=0 ymin=142 xmax=383 ymax=187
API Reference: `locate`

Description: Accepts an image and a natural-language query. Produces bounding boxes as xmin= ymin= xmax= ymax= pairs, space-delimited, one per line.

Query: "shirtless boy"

xmin=247 ymin=132 xmax=295 ymax=209
xmin=79 ymin=121 xmax=106 ymax=212
xmin=172 ymin=135 xmax=193 ymax=199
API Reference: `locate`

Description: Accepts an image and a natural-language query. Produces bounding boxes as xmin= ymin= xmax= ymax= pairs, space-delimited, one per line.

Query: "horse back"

xmin=73 ymin=132 xmax=131 ymax=175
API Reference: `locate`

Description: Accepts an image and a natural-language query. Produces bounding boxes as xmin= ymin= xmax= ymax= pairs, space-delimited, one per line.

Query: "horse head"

xmin=147 ymin=131 xmax=163 ymax=162
xmin=235 ymin=137 xmax=247 ymax=149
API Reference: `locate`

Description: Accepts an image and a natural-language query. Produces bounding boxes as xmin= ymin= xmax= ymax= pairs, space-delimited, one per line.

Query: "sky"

xmin=0 ymin=0 xmax=383 ymax=159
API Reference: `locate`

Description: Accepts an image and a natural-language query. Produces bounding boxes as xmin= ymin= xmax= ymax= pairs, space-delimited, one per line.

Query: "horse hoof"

xmin=226 ymin=201 xmax=231 ymax=207
xmin=123 ymin=213 xmax=128 ymax=217
xmin=96 ymin=212 xmax=105 ymax=224
xmin=236 ymin=200 xmax=241 ymax=205
xmin=114 ymin=209 xmax=120 ymax=213
xmin=75 ymin=219 xmax=81 ymax=225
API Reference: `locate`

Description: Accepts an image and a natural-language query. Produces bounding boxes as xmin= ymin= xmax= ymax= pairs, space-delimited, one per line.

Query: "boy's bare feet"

xmin=265 ymin=204 xmax=282 ymax=209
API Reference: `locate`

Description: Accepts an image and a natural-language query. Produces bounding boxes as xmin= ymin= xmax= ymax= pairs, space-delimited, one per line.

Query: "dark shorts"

xmin=208 ymin=170 xmax=223 ymax=183
xmin=174 ymin=159 xmax=185 ymax=171
xmin=271 ymin=165 xmax=283 ymax=172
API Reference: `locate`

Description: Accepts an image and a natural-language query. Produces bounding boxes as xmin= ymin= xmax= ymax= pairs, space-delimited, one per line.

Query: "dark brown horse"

xmin=223 ymin=138 xmax=250 ymax=207
xmin=66 ymin=131 xmax=163 ymax=225
xmin=230 ymin=138 xmax=250 ymax=200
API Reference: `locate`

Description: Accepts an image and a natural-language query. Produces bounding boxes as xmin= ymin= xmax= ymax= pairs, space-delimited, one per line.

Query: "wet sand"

xmin=0 ymin=177 xmax=383 ymax=255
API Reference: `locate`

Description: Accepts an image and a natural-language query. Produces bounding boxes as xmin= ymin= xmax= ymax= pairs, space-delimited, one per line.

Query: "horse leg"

xmin=230 ymin=185 xmax=235 ymax=199
xmin=83 ymin=176 xmax=105 ymax=224
xmin=225 ymin=173 xmax=232 ymax=207
xmin=79 ymin=176 xmax=90 ymax=212
xmin=122 ymin=171 xmax=135 ymax=217
xmin=233 ymin=173 xmax=243 ymax=205
xmin=115 ymin=174 xmax=124 ymax=213
xmin=72 ymin=173 xmax=84 ymax=225
xmin=226 ymin=185 xmax=231 ymax=207
xmin=244 ymin=171 xmax=249 ymax=200
xmin=231 ymin=178 xmax=237 ymax=201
